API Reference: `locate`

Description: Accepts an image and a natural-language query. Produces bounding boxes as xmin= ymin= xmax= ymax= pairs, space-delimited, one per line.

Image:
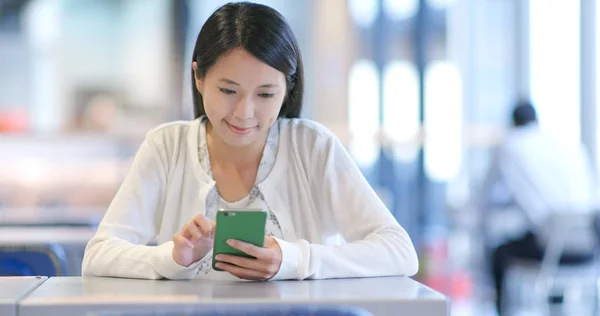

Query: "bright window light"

xmin=348 ymin=59 xmax=380 ymax=167
xmin=529 ymin=0 xmax=580 ymax=145
xmin=424 ymin=61 xmax=463 ymax=182
xmin=349 ymin=0 xmax=379 ymax=28
xmin=384 ymin=0 xmax=418 ymax=21
xmin=383 ymin=61 xmax=420 ymax=162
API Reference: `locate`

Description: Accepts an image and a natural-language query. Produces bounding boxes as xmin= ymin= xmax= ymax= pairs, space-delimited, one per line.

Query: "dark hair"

xmin=191 ymin=2 xmax=304 ymax=119
xmin=512 ymin=100 xmax=538 ymax=127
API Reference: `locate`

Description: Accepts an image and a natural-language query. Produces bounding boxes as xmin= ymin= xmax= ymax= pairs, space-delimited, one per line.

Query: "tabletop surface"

xmin=20 ymin=276 xmax=446 ymax=305
xmin=0 ymin=277 xmax=47 ymax=304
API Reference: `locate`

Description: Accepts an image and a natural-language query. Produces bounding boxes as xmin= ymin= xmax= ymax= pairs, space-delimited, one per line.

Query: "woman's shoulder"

xmin=144 ymin=119 xmax=198 ymax=147
xmin=275 ymin=118 xmax=347 ymax=167
xmin=277 ymin=118 xmax=336 ymax=143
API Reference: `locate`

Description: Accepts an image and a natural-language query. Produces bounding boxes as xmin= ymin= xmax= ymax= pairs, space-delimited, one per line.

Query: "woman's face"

xmin=193 ymin=48 xmax=287 ymax=148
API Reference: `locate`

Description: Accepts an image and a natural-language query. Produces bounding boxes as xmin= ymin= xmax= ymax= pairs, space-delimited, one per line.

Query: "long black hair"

xmin=191 ymin=2 xmax=304 ymax=119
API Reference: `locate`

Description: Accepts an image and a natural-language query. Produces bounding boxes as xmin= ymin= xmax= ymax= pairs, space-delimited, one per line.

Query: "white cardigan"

xmin=82 ymin=118 xmax=419 ymax=280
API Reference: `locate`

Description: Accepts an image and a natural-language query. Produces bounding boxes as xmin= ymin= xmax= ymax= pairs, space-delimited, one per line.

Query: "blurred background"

xmin=1 ymin=0 xmax=599 ymax=315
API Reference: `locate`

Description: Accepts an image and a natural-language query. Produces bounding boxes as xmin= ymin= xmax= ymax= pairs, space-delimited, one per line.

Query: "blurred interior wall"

xmin=22 ymin=0 xmax=177 ymax=133
xmin=310 ymin=0 xmax=352 ymax=141
xmin=581 ymin=0 xmax=598 ymax=175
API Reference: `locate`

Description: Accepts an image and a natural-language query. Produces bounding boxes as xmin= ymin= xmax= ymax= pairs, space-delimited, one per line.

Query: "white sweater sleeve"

xmin=271 ymin=130 xmax=419 ymax=280
xmin=82 ymin=135 xmax=202 ymax=279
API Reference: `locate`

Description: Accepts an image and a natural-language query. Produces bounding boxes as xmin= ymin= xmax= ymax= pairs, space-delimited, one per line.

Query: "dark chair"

xmin=503 ymin=211 xmax=600 ymax=315
xmin=0 ymin=244 xmax=68 ymax=276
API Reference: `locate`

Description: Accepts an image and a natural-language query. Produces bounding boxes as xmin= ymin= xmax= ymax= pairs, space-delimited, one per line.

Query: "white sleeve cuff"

xmin=270 ymin=237 xmax=304 ymax=280
xmin=151 ymin=241 xmax=204 ymax=279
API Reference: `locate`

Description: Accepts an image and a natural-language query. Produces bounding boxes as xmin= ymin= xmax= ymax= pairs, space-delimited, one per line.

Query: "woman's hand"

xmin=214 ymin=236 xmax=282 ymax=280
xmin=172 ymin=214 xmax=216 ymax=267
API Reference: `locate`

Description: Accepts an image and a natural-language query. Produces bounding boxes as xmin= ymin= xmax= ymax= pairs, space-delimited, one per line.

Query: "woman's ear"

xmin=192 ymin=62 xmax=204 ymax=94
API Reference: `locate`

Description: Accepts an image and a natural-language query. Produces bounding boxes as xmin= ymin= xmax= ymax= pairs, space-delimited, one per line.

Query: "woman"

xmin=82 ymin=1 xmax=418 ymax=281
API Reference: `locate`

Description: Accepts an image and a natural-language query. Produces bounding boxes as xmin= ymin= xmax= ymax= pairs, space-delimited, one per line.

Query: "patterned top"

xmin=195 ymin=117 xmax=284 ymax=275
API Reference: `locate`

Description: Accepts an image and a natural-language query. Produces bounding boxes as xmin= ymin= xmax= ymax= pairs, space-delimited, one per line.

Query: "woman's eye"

xmin=219 ymin=88 xmax=236 ymax=95
xmin=259 ymin=93 xmax=275 ymax=98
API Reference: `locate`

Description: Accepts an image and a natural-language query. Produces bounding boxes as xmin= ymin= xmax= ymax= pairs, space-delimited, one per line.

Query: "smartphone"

xmin=212 ymin=208 xmax=267 ymax=271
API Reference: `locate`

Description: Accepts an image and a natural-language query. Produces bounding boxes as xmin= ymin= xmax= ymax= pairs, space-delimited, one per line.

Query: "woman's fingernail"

xmin=215 ymin=255 xmax=222 ymax=260
xmin=226 ymin=239 xmax=234 ymax=246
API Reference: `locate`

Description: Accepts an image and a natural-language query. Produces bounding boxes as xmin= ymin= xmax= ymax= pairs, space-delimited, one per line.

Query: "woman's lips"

xmin=226 ymin=121 xmax=254 ymax=135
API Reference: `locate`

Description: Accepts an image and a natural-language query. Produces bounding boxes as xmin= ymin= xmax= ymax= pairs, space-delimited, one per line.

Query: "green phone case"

xmin=212 ymin=209 xmax=267 ymax=271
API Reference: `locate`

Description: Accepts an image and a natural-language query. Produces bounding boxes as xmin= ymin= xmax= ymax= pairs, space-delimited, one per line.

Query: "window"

xmin=348 ymin=59 xmax=380 ymax=167
xmin=529 ymin=0 xmax=581 ymax=145
xmin=383 ymin=60 xmax=420 ymax=162
xmin=424 ymin=61 xmax=462 ymax=182
xmin=349 ymin=0 xmax=379 ymax=28
xmin=384 ymin=0 xmax=418 ymax=21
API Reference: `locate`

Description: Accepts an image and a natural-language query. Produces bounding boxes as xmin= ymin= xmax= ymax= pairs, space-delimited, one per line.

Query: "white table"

xmin=0 ymin=277 xmax=47 ymax=316
xmin=18 ymin=276 xmax=448 ymax=316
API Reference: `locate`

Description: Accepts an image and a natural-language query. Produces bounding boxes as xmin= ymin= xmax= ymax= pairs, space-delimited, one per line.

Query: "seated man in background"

xmin=480 ymin=100 xmax=597 ymax=315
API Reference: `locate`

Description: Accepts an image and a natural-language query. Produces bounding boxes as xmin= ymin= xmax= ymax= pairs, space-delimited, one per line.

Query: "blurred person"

xmin=82 ymin=2 xmax=418 ymax=281
xmin=81 ymin=95 xmax=119 ymax=131
xmin=68 ymin=94 xmax=120 ymax=132
xmin=479 ymin=100 xmax=597 ymax=315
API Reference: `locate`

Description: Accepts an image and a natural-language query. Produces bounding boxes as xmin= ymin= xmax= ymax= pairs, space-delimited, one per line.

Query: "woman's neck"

xmin=205 ymin=120 xmax=267 ymax=169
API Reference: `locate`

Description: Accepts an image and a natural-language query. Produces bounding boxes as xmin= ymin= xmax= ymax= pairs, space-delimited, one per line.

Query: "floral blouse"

xmin=195 ymin=118 xmax=284 ymax=275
